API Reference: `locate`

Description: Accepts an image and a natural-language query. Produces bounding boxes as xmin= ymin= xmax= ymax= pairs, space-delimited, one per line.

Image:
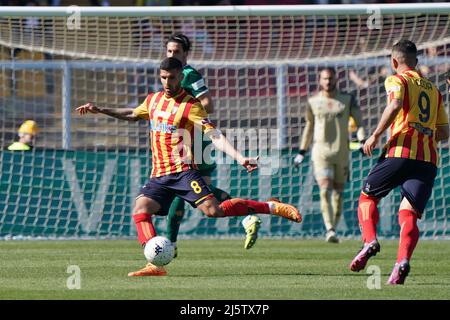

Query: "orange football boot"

xmin=127 ymin=263 xmax=167 ymax=277
xmin=267 ymin=198 xmax=302 ymax=223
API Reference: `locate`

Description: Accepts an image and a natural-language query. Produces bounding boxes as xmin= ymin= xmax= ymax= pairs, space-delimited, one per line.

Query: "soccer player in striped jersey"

xmin=164 ymin=33 xmax=234 ymax=256
xmin=349 ymin=40 xmax=449 ymax=285
xmin=76 ymin=57 xmax=302 ymax=276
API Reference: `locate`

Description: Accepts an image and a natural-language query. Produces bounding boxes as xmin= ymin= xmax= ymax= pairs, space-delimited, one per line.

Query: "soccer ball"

xmin=144 ymin=236 xmax=174 ymax=266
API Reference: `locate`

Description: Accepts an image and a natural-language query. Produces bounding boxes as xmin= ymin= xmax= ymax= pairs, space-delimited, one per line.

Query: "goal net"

xmin=0 ymin=5 xmax=449 ymax=239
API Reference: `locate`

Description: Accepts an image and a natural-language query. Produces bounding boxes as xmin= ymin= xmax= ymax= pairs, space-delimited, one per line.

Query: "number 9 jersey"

xmin=383 ymin=69 xmax=449 ymax=166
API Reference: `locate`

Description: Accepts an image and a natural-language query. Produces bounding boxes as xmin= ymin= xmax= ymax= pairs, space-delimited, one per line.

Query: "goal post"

xmin=0 ymin=5 xmax=449 ymax=239
xmin=1 ymin=4 xmax=450 ymax=62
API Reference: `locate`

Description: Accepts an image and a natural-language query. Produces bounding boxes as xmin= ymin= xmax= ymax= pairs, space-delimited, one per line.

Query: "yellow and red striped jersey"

xmin=383 ymin=69 xmax=449 ymax=165
xmin=133 ymin=89 xmax=216 ymax=177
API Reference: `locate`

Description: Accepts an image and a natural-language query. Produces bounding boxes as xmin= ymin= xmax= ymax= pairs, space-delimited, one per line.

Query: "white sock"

xmin=266 ymin=202 xmax=276 ymax=213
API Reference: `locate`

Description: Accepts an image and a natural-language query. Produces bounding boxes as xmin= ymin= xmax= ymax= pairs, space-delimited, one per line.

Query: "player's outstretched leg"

xmin=218 ymin=198 xmax=302 ymax=223
xmin=197 ymin=196 xmax=301 ymax=256
xmin=212 ymin=186 xmax=264 ymax=250
xmin=166 ymin=197 xmax=185 ymax=258
xmin=350 ymin=193 xmax=381 ymax=272
xmin=240 ymin=197 xmax=299 ymax=250
xmin=242 ymin=215 xmax=262 ymax=249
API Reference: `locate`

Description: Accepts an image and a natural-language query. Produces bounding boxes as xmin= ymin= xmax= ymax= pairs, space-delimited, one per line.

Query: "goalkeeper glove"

xmin=294 ymin=150 xmax=306 ymax=168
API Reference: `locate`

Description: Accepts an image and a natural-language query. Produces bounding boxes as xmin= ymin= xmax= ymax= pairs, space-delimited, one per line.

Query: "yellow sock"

xmin=332 ymin=190 xmax=343 ymax=230
xmin=320 ymin=187 xmax=334 ymax=231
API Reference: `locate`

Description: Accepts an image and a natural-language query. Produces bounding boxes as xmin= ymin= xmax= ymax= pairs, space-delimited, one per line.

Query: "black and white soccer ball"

xmin=144 ymin=236 xmax=174 ymax=266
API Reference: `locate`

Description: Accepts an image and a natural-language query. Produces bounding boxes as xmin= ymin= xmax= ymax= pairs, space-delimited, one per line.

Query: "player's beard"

xmin=165 ymin=85 xmax=181 ymax=97
xmin=323 ymin=83 xmax=336 ymax=93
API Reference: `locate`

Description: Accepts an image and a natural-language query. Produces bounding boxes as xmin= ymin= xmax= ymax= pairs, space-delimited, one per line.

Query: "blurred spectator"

xmin=8 ymin=120 xmax=39 ymax=151
xmin=136 ymin=0 xmax=171 ymax=5
xmin=419 ymin=46 xmax=447 ymax=77
xmin=90 ymin=0 xmax=110 ymax=4
xmin=45 ymin=0 xmax=110 ymax=5
xmin=358 ymin=36 xmax=368 ymax=53
xmin=349 ymin=66 xmax=389 ymax=90
xmin=12 ymin=0 xmax=55 ymax=95
xmin=183 ymin=0 xmax=232 ymax=4
xmin=181 ymin=18 xmax=215 ymax=58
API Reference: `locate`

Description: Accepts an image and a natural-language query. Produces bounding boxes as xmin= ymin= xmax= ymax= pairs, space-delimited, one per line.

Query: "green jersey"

xmin=182 ymin=65 xmax=216 ymax=171
xmin=182 ymin=65 xmax=209 ymax=99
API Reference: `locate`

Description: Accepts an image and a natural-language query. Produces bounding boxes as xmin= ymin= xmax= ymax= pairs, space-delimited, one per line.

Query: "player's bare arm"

xmin=294 ymin=103 xmax=314 ymax=167
xmin=209 ymin=131 xmax=258 ymax=173
xmin=364 ymin=98 xmax=403 ymax=156
xmin=76 ymin=103 xmax=140 ymax=122
xmin=198 ymin=92 xmax=214 ymax=114
xmin=350 ymin=96 xmax=366 ymax=143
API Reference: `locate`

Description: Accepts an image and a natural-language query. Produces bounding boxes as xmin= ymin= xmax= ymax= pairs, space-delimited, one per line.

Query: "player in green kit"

xmin=165 ymin=33 xmax=257 ymax=255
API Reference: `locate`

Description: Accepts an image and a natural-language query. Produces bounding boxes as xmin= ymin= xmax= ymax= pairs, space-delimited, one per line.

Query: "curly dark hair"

xmin=166 ymin=33 xmax=191 ymax=53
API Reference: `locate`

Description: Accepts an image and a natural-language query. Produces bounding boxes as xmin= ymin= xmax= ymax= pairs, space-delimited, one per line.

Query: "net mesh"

xmin=1 ymin=14 xmax=449 ymax=61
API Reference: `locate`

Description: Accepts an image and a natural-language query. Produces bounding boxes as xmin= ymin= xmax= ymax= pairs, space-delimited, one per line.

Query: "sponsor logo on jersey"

xmin=409 ymin=122 xmax=434 ymax=137
xmin=150 ymin=120 xmax=177 ymax=133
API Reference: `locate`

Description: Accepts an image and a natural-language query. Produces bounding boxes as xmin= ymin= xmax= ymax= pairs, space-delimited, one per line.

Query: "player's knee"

xmin=133 ymin=195 xmax=159 ymax=215
xmin=359 ymin=192 xmax=380 ymax=204
xmin=399 ymin=197 xmax=420 ymax=216
xmin=333 ymin=183 xmax=345 ymax=193
xmin=204 ymin=207 xmax=221 ymax=218
xmin=133 ymin=207 xmax=148 ymax=215
xmin=319 ymin=186 xmax=332 ymax=199
xmin=220 ymin=191 xmax=231 ymax=202
xmin=317 ymin=177 xmax=333 ymax=190
xmin=199 ymin=200 xmax=224 ymax=218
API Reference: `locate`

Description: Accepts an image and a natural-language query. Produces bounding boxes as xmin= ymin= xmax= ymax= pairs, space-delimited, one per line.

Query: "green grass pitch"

xmin=1 ymin=239 xmax=449 ymax=300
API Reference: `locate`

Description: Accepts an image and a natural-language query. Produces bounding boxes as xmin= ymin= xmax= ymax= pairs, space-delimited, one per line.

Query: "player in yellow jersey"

xmin=349 ymin=40 xmax=449 ymax=285
xmin=294 ymin=67 xmax=366 ymax=243
xmin=164 ymin=33 xmax=234 ymax=255
xmin=76 ymin=58 xmax=302 ymax=276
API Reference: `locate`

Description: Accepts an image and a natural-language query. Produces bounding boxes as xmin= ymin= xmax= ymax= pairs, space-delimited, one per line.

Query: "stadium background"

xmin=0 ymin=4 xmax=449 ymax=240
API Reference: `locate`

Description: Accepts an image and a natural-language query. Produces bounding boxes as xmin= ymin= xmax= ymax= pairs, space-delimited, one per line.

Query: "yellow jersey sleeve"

xmin=436 ymin=93 xmax=449 ymax=126
xmin=187 ymin=102 xmax=216 ymax=134
xmin=133 ymin=95 xmax=151 ymax=120
xmin=384 ymin=75 xmax=405 ymax=101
